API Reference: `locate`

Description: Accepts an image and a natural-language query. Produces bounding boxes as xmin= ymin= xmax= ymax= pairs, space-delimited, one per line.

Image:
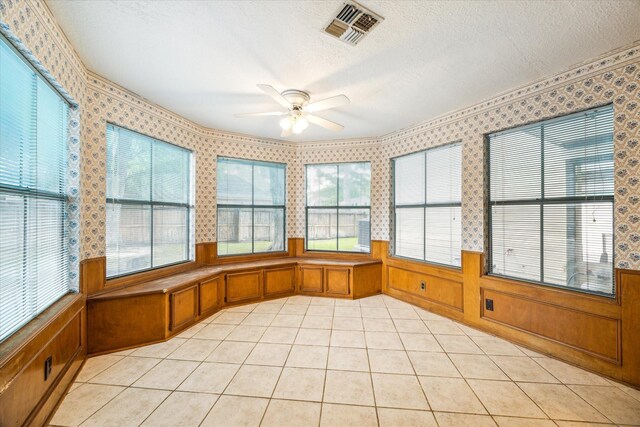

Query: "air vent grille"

xmin=323 ymin=1 xmax=383 ymax=46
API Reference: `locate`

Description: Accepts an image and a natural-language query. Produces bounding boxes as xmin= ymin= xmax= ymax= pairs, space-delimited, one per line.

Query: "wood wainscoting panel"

xmin=264 ymin=266 xmax=296 ymax=297
xmin=325 ymin=267 xmax=351 ymax=295
xmin=481 ymin=288 xmax=620 ymax=362
xmin=170 ymin=285 xmax=199 ymax=332
xmin=226 ymin=270 xmax=263 ymax=303
xmin=0 ymin=294 xmax=85 ymax=427
xmin=199 ymin=276 xmax=222 ymax=316
xmin=299 ymin=265 xmax=324 ymax=293
xmin=387 ymin=264 xmax=463 ymax=311
xmin=81 ymin=257 xmax=106 ymax=295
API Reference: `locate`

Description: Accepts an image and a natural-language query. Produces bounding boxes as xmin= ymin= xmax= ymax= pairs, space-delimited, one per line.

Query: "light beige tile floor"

xmin=50 ymin=295 xmax=640 ymax=426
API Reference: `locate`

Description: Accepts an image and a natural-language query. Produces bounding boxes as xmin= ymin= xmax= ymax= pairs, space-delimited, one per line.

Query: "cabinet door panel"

xmin=325 ymin=267 xmax=350 ymax=295
xmin=300 ymin=266 xmax=323 ymax=293
xmin=170 ymin=285 xmax=198 ymax=331
xmin=226 ymin=270 xmax=262 ymax=303
xmin=200 ymin=276 xmax=222 ymax=315
xmin=265 ymin=267 xmax=295 ymax=297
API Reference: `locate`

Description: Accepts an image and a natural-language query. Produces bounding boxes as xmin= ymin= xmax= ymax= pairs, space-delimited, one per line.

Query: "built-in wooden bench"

xmin=87 ymin=257 xmax=381 ymax=355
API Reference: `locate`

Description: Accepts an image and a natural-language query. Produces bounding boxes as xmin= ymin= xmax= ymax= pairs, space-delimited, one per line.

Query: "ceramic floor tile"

xmin=305 ymin=305 xmax=334 ymax=316
xmin=377 ymin=407 xmax=438 ymax=427
xmin=49 ymin=383 xmax=125 ymax=427
xmin=435 ymin=334 xmax=484 ymax=354
xmin=288 ymin=295 xmax=313 ymax=304
xmin=361 ymin=307 xmax=391 ymax=318
xmin=133 ymin=359 xmax=199 ymax=390
xmin=518 ymin=382 xmax=609 ymax=422
xmin=371 ymin=373 xmax=430 ymax=410
xmin=408 ymin=351 xmax=460 ymax=377
xmin=419 ymin=376 xmax=487 ymax=414
xmin=205 ymin=341 xmax=255 ymax=364
xmin=252 ymin=304 xmax=283 ymax=314
xmin=327 ymin=346 xmax=370 ymax=372
xmin=553 ymin=422 xmax=614 ymax=427
xmin=334 ymin=306 xmax=362 ymax=317
xmin=471 ymin=336 xmax=526 ymax=356
xmin=75 ymin=355 xmax=124 ymax=383
xmin=492 ymin=416 xmax=557 ymax=426
xmin=226 ymin=304 xmax=257 ymax=313
xmin=457 ymin=324 xmax=491 ymax=337
xmin=270 ymin=314 xmax=304 ymax=327
xmin=332 ymin=316 xmax=364 ymax=331
xmin=363 ymin=317 xmax=397 ymax=332
xmin=334 ymin=298 xmax=360 ymax=306
xmin=449 ymin=353 xmax=509 ymax=380
xmin=244 ymin=342 xmax=291 ymax=366
xmin=259 ymin=326 xmax=298 ymax=344
xmin=226 ymin=325 xmax=267 ymax=342
xmin=399 ymin=332 xmax=444 ymax=352
xmin=467 ymin=379 xmax=547 ymax=418
xmin=177 ymin=362 xmax=240 ymax=393
xmin=166 ymin=338 xmax=220 ymax=361
xmin=359 ymin=296 xmax=386 ymax=308
xmin=240 ymin=312 xmax=276 ymax=326
xmin=130 ymin=338 xmax=187 ymax=358
xmin=393 ymin=319 xmax=430 ymax=333
xmin=88 ymin=356 xmax=161 ymax=386
xmin=279 ymin=304 xmax=308 ymax=315
xmin=365 ymin=331 xmax=404 ymax=350
xmin=285 ymin=344 xmax=329 ymax=369
xmin=323 ymin=370 xmax=375 ymax=406
xmin=434 ymin=412 xmax=498 ymax=426
xmin=212 ymin=312 xmax=249 ymax=325
xmin=193 ymin=324 xmax=235 ymax=340
xmin=388 ymin=307 xmax=420 ymax=320
xmin=569 ymin=384 xmax=640 ymax=425
xmin=330 ymin=330 xmax=366 ymax=348
xmin=534 ymin=358 xmax=611 ymax=385
xmin=416 ymin=309 xmax=451 ymax=322
xmin=261 ymin=399 xmax=321 ymax=427
xmin=294 ymin=328 xmax=331 ymax=346
xmin=200 ymin=395 xmax=269 ymax=427
xmin=309 ymin=297 xmax=336 ymax=306
xmin=301 ymin=315 xmax=332 ymax=329
xmin=425 ymin=320 xmax=465 ymax=335
xmin=491 ymin=356 xmax=559 ymax=383
xmin=140 ymin=391 xmax=218 ymax=427
xmin=320 ymin=403 xmax=378 ymax=427
xmin=81 ymin=387 xmax=169 ymax=427
xmin=273 ymin=367 xmax=326 ymax=402
xmin=368 ymin=349 xmax=414 ymax=374
xmin=224 ymin=364 xmax=282 ymax=398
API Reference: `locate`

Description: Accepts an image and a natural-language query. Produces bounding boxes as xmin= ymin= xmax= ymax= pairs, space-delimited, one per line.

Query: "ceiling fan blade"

xmin=281 ymin=127 xmax=293 ymax=138
xmin=234 ymin=111 xmax=287 ymax=118
xmin=257 ymin=84 xmax=292 ymax=109
xmin=306 ymin=114 xmax=344 ymax=131
xmin=305 ymin=94 xmax=350 ymax=113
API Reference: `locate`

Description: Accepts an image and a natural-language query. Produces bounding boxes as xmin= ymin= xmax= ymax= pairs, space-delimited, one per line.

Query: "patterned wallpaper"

xmin=1 ymin=0 xmax=639 ymax=270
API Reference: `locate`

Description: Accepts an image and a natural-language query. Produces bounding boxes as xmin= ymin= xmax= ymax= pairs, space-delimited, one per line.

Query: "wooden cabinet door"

xmin=299 ymin=266 xmax=323 ymax=293
xmin=170 ymin=285 xmax=198 ymax=331
xmin=226 ymin=270 xmax=262 ymax=303
xmin=264 ymin=267 xmax=295 ymax=297
xmin=325 ymin=267 xmax=350 ymax=295
xmin=199 ymin=276 xmax=222 ymax=315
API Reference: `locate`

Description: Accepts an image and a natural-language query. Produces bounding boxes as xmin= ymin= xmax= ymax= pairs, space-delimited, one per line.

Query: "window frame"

xmin=391 ymin=142 xmax=462 ymax=268
xmin=486 ymin=105 xmax=615 ymax=298
xmin=105 ymin=123 xmax=194 ymax=279
xmin=304 ymin=161 xmax=372 ymax=254
xmin=216 ymin=156 xmax=287 ymax=257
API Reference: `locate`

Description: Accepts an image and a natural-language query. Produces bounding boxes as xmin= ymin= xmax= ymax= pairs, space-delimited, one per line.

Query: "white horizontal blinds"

xmin=305 ymin=163 xmax=371 ymax=253
xmin=216 ymin=158 xmax=286 ymax=255
xmin=489 ymin=106 xmax=615 ymax=296
xmin=393 ymin=143 xmax=462 ymax=267
xmin=106 ymin=125 xmax=193 ymax=277
xmin=0 ymin=38 xmax=70 ymax=342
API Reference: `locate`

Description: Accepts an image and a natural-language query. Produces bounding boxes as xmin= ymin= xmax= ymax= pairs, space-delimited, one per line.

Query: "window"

xmin=393 ymin=143 xmax=462 ymax=267
xmin=0 ymin=37 xmax=73 ymax=342
xmin=306 ymin=162 xmax=371 ymax=252
xmin=217 ymin=157 xmax=286 ymax=256
xmin=488 ymin=106 xmax=614 ymax=296
xmin=106 ymin=125 xmax=193 ymax=277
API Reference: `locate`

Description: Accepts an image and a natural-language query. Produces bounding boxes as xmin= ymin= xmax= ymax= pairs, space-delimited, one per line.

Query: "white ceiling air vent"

xmin=323 ymin=1 xmax=383 ymax=46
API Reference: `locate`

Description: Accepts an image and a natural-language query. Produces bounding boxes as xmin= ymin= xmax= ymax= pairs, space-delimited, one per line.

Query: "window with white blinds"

xmin=489 ymin=106 xmax=614 ymax=296
xmin=106 ymin=125 xmax=194 ymax=277
xmin=0 ymin=37 xmax=72 ymax=342
xmin=217 ymin=157 xmax=286 ymax=256
xmin=393 ymin=143 xmax=462 ymax=267
xmin=305 ymin=162 xmax=371 ymax=253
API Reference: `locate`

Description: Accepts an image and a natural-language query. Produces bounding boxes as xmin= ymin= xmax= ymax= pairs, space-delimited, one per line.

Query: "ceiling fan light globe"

xmin=292 ymin=118 xmax=308 ymax=134
xmin=279 ymin=117 xmax=292 ymax=130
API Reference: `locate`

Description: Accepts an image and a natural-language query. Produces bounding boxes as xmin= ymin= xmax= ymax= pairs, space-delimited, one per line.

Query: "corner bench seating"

xmin=87 ymin=257 xmax=382 ymax=355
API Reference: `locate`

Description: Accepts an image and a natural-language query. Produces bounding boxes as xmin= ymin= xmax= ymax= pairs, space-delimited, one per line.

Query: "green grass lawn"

xmin=218 ymin=237 xmax=366 ymax=255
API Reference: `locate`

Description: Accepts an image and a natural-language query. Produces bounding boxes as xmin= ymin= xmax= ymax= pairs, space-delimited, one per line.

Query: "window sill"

xmin=105 ymin=260 xmax=197 ymax=290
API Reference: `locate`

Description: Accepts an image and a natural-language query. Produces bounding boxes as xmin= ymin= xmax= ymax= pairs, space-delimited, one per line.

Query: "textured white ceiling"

xmin=46 ymin=0 xmax=640 ymax=142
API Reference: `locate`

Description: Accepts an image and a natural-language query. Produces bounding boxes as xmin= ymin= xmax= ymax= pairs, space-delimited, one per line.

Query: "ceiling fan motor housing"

xmin=281 ymin=89 xmax=310 ymax=107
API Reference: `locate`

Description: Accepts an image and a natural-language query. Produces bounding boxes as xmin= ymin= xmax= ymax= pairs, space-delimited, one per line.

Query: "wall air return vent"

xmin=323 ymin=1 xmax=383 ymax=46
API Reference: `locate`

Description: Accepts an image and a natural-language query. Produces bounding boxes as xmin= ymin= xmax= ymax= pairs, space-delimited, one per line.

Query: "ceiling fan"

xmin=235 ymin=84 xmax=350 ymax=137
